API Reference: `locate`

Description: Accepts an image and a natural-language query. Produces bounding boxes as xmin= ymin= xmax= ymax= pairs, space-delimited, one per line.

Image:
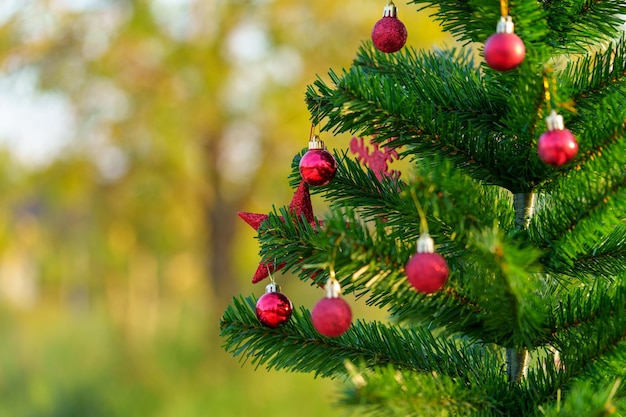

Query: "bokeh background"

xmin=0 ymin=1 xmax=449 ymax=415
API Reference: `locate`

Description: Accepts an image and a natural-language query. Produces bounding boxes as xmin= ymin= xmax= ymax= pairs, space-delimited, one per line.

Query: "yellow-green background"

xmin=0 ymin=1 xmax=448 ymax=415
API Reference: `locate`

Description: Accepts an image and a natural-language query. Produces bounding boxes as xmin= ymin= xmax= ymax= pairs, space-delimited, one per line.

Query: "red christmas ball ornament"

xmin=371 ymin=1 xmax=407 ymax=53
xmin=484 ymin=16 xmax=525 ymax=71
xmin=256 ymin=283 xmax=293 ymax=328
xmin=405 ymin=233 xmax=449 ymax=294
xmin=299 ymin=135 xmax=337 ymax=186
xmin=537 ymin=110 xmax=578 ymax=166
xmin=311 ymin=279 xmax=352 ymax=337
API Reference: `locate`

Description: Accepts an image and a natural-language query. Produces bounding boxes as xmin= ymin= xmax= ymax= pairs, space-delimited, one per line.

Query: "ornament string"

xmin=324 ymin=234 xmax=345 ymax=298
xmin=542 ymin=68 xmax=556 ymax=114
xmin=410 ymin=188 xmax=429 ymax=235
xmin=267 ymin=262 xmax=276 ymax=285
xmin=309 ymin=100 xmax=323 ymax=140
xmin=499 ymin=0 xmax=508 ymax=17
xmin=542 ymin=67 xmax=577 ymax=116
xmin=308 ymin=123 xmax=317 ymax=142
xmin=328 ymin=233 xmax=345 ymax=284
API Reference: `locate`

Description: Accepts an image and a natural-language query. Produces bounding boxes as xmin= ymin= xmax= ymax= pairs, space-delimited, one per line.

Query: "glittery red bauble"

xmin=371 ymin=16 xmax=407 ymax=53
xmin=256 ymin=292 xmax=293 ymax=328
xmin=299 ymin=149 xmax=337 ymax=186
xmin=405 ymin=252 xmax=449 ymax=294
xmin=484 ymin=32 xmax=525 ymax=71
xmin=311 ymin=297 xmax=352 ymax=337
xmin=537 ymin=128 xmax=578 ymax=167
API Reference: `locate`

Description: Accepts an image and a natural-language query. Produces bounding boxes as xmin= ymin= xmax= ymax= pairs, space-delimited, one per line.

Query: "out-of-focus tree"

xmin=0 ymin=0 xmax=448 ymax=319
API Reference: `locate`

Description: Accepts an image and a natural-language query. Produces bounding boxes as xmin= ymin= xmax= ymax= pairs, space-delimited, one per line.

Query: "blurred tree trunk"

xmin=205 ymin=135 xmax=241 ymax=310
xmin=207 ymin=198 xmax=239 ymax=306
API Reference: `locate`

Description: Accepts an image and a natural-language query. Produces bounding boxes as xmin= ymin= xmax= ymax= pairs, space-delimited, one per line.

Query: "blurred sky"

xmin=0 ymin=0 xmax=89 ymax=166
xmin=0 ymin=0 xmax=203 ymax=168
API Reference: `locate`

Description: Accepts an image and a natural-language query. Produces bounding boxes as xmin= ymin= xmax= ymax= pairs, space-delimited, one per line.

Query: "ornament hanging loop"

xmin=325 ymin=233 xmax=345 ymax=298
xmin=307 ymin=100 xmax=325 ymax=149
xmin=309 ymin=99 xmax=323 ymax=138
xmin=542 ymin=67 xmax=557 ymax=113
xmin=266 ymin=261 xmax=277 ymax=285
xmin=265 ymin=261 xmax=281 ymax=293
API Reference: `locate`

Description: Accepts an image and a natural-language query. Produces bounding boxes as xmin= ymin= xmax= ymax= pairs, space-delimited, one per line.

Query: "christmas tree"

xmin=220 ymin=0 xmax=626 ymax=415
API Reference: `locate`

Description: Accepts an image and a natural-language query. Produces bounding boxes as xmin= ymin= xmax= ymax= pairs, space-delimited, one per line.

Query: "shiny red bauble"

xmin=299 ymin=149 xmax=337 ymax=186
xmin=311 ymin=297 xmax=352 ymax=338
xmin=406 ymin=252 xmax=449 ymax=294
xmin=537 ymin=128 xmax=578 ymax=167
xmin=484 ymin=32 xmax=525 ymax=71
xmin=372 ymin=16 xmax=407 ymax=53
xmin=256 ymin=291 xmax=293 ymax=328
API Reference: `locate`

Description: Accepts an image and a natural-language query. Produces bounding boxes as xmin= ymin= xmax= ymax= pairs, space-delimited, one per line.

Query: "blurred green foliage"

xmin=0 ymin=0 xmax=447 ymax=415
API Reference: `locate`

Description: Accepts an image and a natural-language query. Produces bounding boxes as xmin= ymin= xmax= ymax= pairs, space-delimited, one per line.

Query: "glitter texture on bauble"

xmin=371 ymin=1 xmax=407 ymax=53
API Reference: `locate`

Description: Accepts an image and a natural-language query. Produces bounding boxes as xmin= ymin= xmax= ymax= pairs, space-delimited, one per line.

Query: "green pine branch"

xmin=220 ymin=296 xmax=493 ymax=380
xmin=225 ymin=0 xmax=626 ymax=415
xmin=546 ymin=278 xmax=625 ymax=335
xmin=531 ymin=163 xmax=626 ymax=279
xmin=338 ymin=362 xmax=501 ymax=417
xmin=262 ymin=159 xmax=552 ymax=347
xmin=306 ymin=46 xmax=551 ymax=192
xmin=409 ymin=0 xmax=625 ymax=52
xmin=565 ymin=35 xmax=626 ymax=111
xmin=543 ymin=0 xmax=626 ymax=51
xmin=538 ymin=378 xmax=625 ymax=417
xmin=220 ymin=298 xmax=565 ymax=416
xmin=409 ymin=0 xmax=549 ymax=47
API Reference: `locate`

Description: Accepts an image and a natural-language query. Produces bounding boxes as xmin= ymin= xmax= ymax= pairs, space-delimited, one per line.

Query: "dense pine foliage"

xmin=221 ymin=1 xmax=626 ymax=415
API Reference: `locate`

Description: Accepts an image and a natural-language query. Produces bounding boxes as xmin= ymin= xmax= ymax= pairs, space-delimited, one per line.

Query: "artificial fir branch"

xmin=339 ymin=363 xmax=498 ymax=417
xmin=545 ymin=278 xmax=626 ymax=343
xmin=221 ymin=298 xmax=580 ymax=415
xmin=554 ymin=311 xmax=626 ymax=380
xmin=353 ymin=46 xmax=500 ymax=130
xmin=538 ymin=378 xmax=625 ymax=417
xmin=306 ymin=46 xmax=558 ymax=192
xmin=409 ymin=0 xmax=492 ymax=45
xmin=257 ymin=186 xmax=550 ymax=348
xmin=569 ymin=228 xmax=626 ymax=277
xmin=226 ymin=0 xmax=626 ymax=414
xmin=220 ymin=296 xmax=498 ymax=380
xmin=546 ymin=0 xmax=626 ymax=50
xmin=532 ymin=167 xmax=625 ymax=245
xmin=308 ymin=154 xmax=513 ymax=247
xmin=565 ymin=35 xmax=626 ymax=109
xmin=532 ymin=171 xmax=626 ymax=278
xmin=409 ymin=0 xmax=548 ymax=47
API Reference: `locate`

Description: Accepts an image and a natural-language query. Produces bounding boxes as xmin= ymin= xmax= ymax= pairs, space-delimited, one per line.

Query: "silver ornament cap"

xmin=545 ymin=110 xmax=565 ymax=131
xmin=496 ymin=15 xmax=515 ymax=34
xmin=308 ymin=134 xmax=325 ymax=150
xmin=382 ymin=1 xmax=398 ymax=18
xmin=324 ymin=278 xmax=342 ymax=299
xmin=265 ymin=282 xmax=281 ymax=293
xmin=416 ymin=233 xmax=435 ymax=254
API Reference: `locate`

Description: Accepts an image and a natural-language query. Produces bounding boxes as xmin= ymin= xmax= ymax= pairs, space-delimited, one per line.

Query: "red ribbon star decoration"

xmin=238 ymin=180 xmax=320 ymax=283
xmin=349 ymin=136 xmax=400 ymax=181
